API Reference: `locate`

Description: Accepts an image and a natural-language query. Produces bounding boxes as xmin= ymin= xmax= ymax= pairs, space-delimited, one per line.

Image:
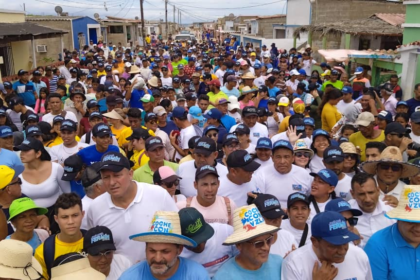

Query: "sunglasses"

xmin=378 ymin=164 xmax=402 ymax=172
xmin=207 ymin=133 xmax=218 ymax=138
xmin=246 ymin=234 xmax=274 ymax=249
xmin=147 ymin=120 xmax=157 ymax=125
xmin=390 ymin=133 xmax=404 ymax=138
xmin=162 ymin=179 xmax=179 ymax=188
xmin=344 ymin=154 xmax=357 ymax=160
xmin=345 ymin=217 xmax=358 ymax=226
xmin=90 ymin=250 xmax=114 ymax=259
xmin=5 ymin=178 xmax=22 ymax=188
xmin=295 ymin=152 xmax=311 ymax=158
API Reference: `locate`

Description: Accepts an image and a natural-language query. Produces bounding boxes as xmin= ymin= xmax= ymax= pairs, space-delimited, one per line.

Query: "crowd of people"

xmin=0 ymin=35 xmax=420 ymax=280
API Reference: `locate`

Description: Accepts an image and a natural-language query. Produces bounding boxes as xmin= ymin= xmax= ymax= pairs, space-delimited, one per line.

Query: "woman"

xmin=234 ymin=124 xmax=255 ymax=154
xmin=275 ymin=70 xmax=287 ymax=92
xmin=319 ymin=88 xmax=342 ymax=132
xmin=311 ymin=70 xmax=323 ymax=85
xmin=203 ymin=125 xmax=223 ymax=159
xmin=103 ymin=109 xmax=127 ymax=142
xmin=17 ymin=137 xmax=70 ymax=218
xmin=0 ymin=109 xmax=18 ymax=131
xmin=79 ymin=100 xmax=101 ymax=136
xmin=308 ymin=169 xmax=337 ymax=222
xmin=340 ymin=142 xmax=359 ymax=177
xmin=267 ymin=98 xmax=283 ymax=137
xmin=153 ymin=166 xmax=186 ymax=203
xmin=7 ymin=197 xmax=49 ymax=253
xmin=395 ymin=112 xmax=409 ymax=129
xmin=293 ymin=139 xmax=314 ymax=171
xmin=218 ymin=133 xmax=240 ymax=166
xmin=309 ymin=129 xmax=330 ymax=173
xmin=238 ymin=86 xmax=257 ymax=109
xmin=253 ymin=137 xmax=272 ymax=169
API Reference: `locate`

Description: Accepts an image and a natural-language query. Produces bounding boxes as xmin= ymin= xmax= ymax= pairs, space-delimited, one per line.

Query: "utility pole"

xmin=165 ymin=0 xmax=168 ymax=40
xmin=140 ymin=0 xmax=145 ymax=46
xmin=173 ymin=5 xmax=175 ymax=35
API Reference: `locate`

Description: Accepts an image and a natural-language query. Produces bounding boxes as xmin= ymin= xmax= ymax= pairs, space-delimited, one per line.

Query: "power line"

xmin=113 ymin=0 xmax=131 ymax=16
xmin=168 ymin=0 xmax=283 ymax=10
xmin=121 ymin=0 xmax=135 ymax=17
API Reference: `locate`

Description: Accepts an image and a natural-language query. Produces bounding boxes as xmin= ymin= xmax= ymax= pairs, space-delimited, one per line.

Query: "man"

xmin=119 ymin=210 xmax=208 ymax=279
xmin=207 ymin=79 xmax=228 ymax=109
xmin=255 ymin=140 xmax=312 ymax=207
xmin=42 ymin=93 xmax=78 ymax=125
xmin=409 ymin=111 xmax=420 ymax=144
xmin=365 ymin=185 xmax=420 ymax=279
xmin=0 ymin=125 xmax=14 ymax=151
xmin=217 ymin=98 xmax=236 ymax=132
xmin=352 ymin=66 xmax=371 ymax=99
xmin=13 ymin=69 xmax=37 ymax=107
xmin=323 ymin=146 xmax=353 ymax=200
xmin=381 ymin=83 xmax=398 ymax=117
xmin=50 ymin=120 xmax=88 ymax=165
xmin=170 ymin=106 xmax=198 ymax=161
xmin=365 ymin=141 xmax=386 ymax=162
xmin=384 ymin=122 xmax=412 ymax=161
xmin=405 ymin=83 xmax=420 ymax=116
xmin=348 ymin=173 xmax=395 ymax=247
xmin=220 ymin=75 xmax=240 ymax=98
xmin=133 ymin=136 xmax=178 ymax=184
xmin=213 ymin=204 xmax=282 ymax=279
xmin=360 ymin=146 xmax=418 ymax=207
xmin=154 ymin=105 xmax=178 ymax=136
xmin=229 ymin=106 xmax=269 ymax=145
xmin=84 ymin=226 xmax=132 ymax=279
xmin=77 ymin=123 xmax=120 ymax=166
xmin=61 ymin=154 xmax=86 ymax=197
xmin=7 ymin=97 xmax=34 ymax=131
xmin=218 ymin=150 xmax=261 ymax=206
xmin=63 ymin=89 xmax=87 ymax=122
xmin=388 ymin=74 xmax=403 ymax=100
xmin=349 ymin=112 xmax=384 ymax=161
xmin=35 ymin=193 xmax=86 ymax=279
xmin=281 ymin=211 xmax=372 ymax=279
xmin=321 ymin=69 xmax=344 ymax=91
xmin=336 ymin=86 xmax=357 ymax=114
xmin=144 ymin=112 xmax=174 ymax=159
xmin=178 ymin=137 xmax=228 ymax=197
xmin=32 ymin=70 xmax=47 ymax=97
xmin=118 ymin=108 xmax=151 ymax=149
xmin=265 ymin=76 xmax=280 ymax=98
xmin=179 ymin=207 xmax=236 ymax=278
xmin=177 ymin=164 xmax=237 ymax=225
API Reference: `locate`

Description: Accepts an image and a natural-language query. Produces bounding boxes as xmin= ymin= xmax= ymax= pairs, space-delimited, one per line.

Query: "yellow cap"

xmin=321 ymin=70 xmax=331 ymax=77
xmin=0 ymin=165 xmax=15 ymax=190
xmin=250 ymin=52 xmax=256 ymax=57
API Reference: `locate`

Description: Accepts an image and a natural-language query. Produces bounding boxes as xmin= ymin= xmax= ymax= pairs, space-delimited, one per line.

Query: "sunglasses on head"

xmin=378 ymin=163 xmax=402 ymax=172
xmin=162 ymin=179 xmax=179 ymax=188
xmin=246 ymin=234 xmax=274 ymax=249
xmin=345 ymin=217 xmax=358 ymax=226
xmin=295 ymin=152 xmax=311 ymax=158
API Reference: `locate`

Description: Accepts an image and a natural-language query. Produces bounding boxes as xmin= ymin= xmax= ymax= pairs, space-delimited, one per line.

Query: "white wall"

xmin=225 ymin=21 xmax=234 ymax=31
xmin=286 ymin=0 xmax=311 ymax=26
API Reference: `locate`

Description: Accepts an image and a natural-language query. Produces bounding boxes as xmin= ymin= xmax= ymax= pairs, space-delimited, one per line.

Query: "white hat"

xmin=153 ymin=105 xmax=167 ymax=116
xmin=293 ymin=139 xmax=314 ymax=159
xmin=223 ymin=204 xmax=279 ymax=245
xmin=103 ymin=109 xmax=125 ymax=121
xmin=148 ymin=76 xmax=159 ymax=88
xmin=112 ymin=70 xmax=119 ymax=74
xmin=278 ymin=96 xmax=289 ymax=107
xmin=70 ymin=59 xmax=77 ymax=64
xmin=355 ymin=112 xmax=375 ymax=127
xmin=51 ymin=258 xmax=105 ymax=280
xmin=228 ymin=95 xmax=240 ymax=111
xmin=0 ymin=240 xmax=43 ymax=279
xmin=129 ymin=65 xmax=141 ymax=74
xmin=290 ymin=69 xmax=300 ymax=76
xmin=133 ymin=77 xmax=145 ymax=89
xmin=263 ymin=54 xmax=270 ymax=58
xmin=124 ymin=62 xmax=132 ymax=68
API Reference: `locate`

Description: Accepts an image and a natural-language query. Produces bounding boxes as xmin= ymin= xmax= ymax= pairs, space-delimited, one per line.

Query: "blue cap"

xmin=341 ymin=86 xmax=353 ymax=94
xmin=253 ymin=63 xmax=261 ymax=69
xmin=262 ymin=45 xmax=267 ymax=48
xmin=312 ymin=129 xmax=330 ymax=140
xmin=0 ymin=109 xmax=6 ymax=116
xmin=172 ymin=106 xmax=187 ymax=119
xmin=0 ymin=126 xmax=13 ymax=138
xmin=204 ymin=108 xmax=222 ymax=120
xmin=151 ymin=63 xmax=158 ymax=68
xmin=320 ymin=62 xmax=328 ymax=67
xmin=195 ymin=66 xmax=203 ymax=71
xmin=226 ymin=69 xmax=235 ymax=74
xmin=323 ymin=146 xmax=344 ymax=163
xmin=256 ymin=137 xmax=272 ymax=149
xmin=310 ymin=169 xmax=338 ymax=187
xmin=377 ymin=110 xmax=393 ymax=122
xmin=189 ymin=57 xmax=196 ymax=62
xmin=311 ymin=211 xmax=360 ymax=245
xmin=303 ymin=117 xmax=315 ymax=127
xmin=325 ymin=198 xmax=363 ymax=216
xmin=272 ymin=140 xmax=293 ymax=152
xmin=187 ymin=50 xmax=192 ymax=53
xmin=298 ymin=69 xmax=307 ymax=76
xmin=412 ymin=111 xmax=420 ymax=123
xmin=203 ymin=125 xmax=219 ymax=136
xmin=354 ymin=66 xmax=364 ymax=74
xmin=189 ymin=106 xmax=204 ymax=120
xmin=397 ymin=101 xmax=408 ymax=107
xmin=25 ymin=125 xmax=42 ymax=137
xmin=53 ymin=115 xmax=65 ymax=124
xmin=178 ymin=64 xmax=184 ymax=69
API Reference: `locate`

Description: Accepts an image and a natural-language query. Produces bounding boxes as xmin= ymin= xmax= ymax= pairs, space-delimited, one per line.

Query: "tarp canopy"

xmin=317 ymin=49 xmax=399 ymax=62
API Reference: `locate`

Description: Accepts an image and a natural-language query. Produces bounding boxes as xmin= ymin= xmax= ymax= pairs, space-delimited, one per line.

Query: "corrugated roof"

xmin=0 ymin=9 xmax=25 ymax=14
xmin=372 ymin=13 xmax=405 ymax=27
xmin=27 ymin=15 xmax=82 ymax=21
xmin=0 ymin=22 xmax=67 ymax=38
xmin=104 ymin=16 xmax=141 ymax=23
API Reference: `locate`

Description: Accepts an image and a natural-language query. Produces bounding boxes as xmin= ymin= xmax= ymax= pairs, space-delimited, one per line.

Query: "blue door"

xmin=89 ymin=28 xmax=97 ymax=44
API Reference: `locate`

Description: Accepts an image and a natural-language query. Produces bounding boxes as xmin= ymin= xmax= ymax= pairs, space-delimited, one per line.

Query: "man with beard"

xmin=323 ymin=146 xmax=353 ymax=200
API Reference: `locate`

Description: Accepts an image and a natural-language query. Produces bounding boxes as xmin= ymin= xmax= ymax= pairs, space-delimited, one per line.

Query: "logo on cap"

xmin=329 ymin=219 xmax=346 ymax=231
xmin=290 ymin=193 xmax=306 ymax=200
xmin=149 ymin=138 xmax=162 ymax=144
xmin=259 ymin=140 xmax=270 ymax=146
xmin=62 ymin=121 xmax=73 ymax=127
xmin=338 ymin=201 xmax=350 ymax=208
xmin=22 ymin=140 xmax=30 ymax=145
xmin=319 ymin=169 xmax=331 ymax=178
xmin=97 ymin=124 xmax=109 ymax=131
xmin=185 ymin=218 xmax=203 ymax=234
xmin=227 ymin=134 xmax=237 ymax=140
xmin=102 ymin=154 xmax=121 ymax=163
xmin=328 ymin=149 xmax=342 ymax=156
xmin=274 ymin=140 xmax=289 ymax=147
xmin=197 ymin=141 xmax=210 ymax=149
xmin=239 ymin=207 xmax=264 ymax=232
xmin=64 ymin=166 xmax=74 ymax=173
xmin=244 ymin=154 xmax=252 ymax=162
xmin=200 ymin=165 xmax=216 ymax=172
xmin=296 ymin=125 xmax=305 ymax=131
xmin=150 ymin=215 xmax=173 ymax=233
xmin=91 ymin=233 xmax=111 ymax=244
xmin=264 ymin=198 xmax=279 ymax=208
xmin=2 ymin=127 xmax=12 ymax=134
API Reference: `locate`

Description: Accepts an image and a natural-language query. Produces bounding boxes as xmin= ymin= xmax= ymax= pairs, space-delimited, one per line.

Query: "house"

xmin=100 ymin=16 xmax=140 ymax=47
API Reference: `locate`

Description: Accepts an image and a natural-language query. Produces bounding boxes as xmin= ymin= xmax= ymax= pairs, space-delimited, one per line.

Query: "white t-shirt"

xmin=87 ymin=182 xmax=178 ymax=263
xmin=336 ymin=100 xmax=356 ymax=115
xmin=49 ymin=142 xmax=89 ymax=165
xmin=79 ymin=133 xmax=119 ymax=147
xmin=285 ymin=79 xmax=299 ymax=92
xmin=334 ymin=174 xmax=353 ymax=200
xmin=267 ymin=113 xmax=283 ymax=137
xmin=309 ymin=154 xmax=325 ymax=173
xmin=271 ymin=132 xmax=312 ymax=148
xmin=255 ymin=164 xmax=312 ymax=207
xmin=161 ymin=77 xmax=173 ymax=87
xmin=180 ymin=223 xmax=238 ymax=278
xmin=215 ymin=69 xmax=226 ymax=84
xmin=281 ymin=219 xmax=311 ymax=246
xmin=269 ymin=229 xmax=298 ymax=258
xmin=178 ymin=160 xmax=228 ymax=198
xmin=175 ymin=125 xmax=198 ymax=160
xmin=230 ymin=122 xmax=269 ymax=145
xmin=281 ymin=243 xmax=373 ymax=280
xmin=7 ymin=106 xmax=35 ymax=131
xmin=227 ymin=111 xmax=241 ymax=124
xmin=42 ymin=111 xmax=78 ymax=125
xmin=410 ymin=132 xmax=420 ymax=144
xmin=107 ymin=254 xmax=132 ymax=280
xmin=301 ymin=59 xmax=317 ymax=76
xmin=309 ymin=198 xmax=331 ymax=224
xmin=254 ymin=158 xmax=273 ymax=172
xmin=81 ymin=195 xmax=93 ymax=230
xmin=218 ymin=175 xmax=263 ymax=207
xmin=245 ymin=143 xmax=256 ymax=154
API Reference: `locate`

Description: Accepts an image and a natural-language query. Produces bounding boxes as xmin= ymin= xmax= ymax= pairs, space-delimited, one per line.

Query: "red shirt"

xmin=184 ymin=65 xmax=195 ymax=78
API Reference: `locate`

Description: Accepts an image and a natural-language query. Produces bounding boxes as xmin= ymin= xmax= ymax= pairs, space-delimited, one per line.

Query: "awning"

xmin=0 ymin=22 xmax=67 ymax=42
xmin=317 ymin=49 xmax=399 ymax=62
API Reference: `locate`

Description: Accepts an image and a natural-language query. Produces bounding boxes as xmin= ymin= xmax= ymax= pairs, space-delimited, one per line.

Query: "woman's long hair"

xmin=317 ymin=88 xmax=342 ymax=115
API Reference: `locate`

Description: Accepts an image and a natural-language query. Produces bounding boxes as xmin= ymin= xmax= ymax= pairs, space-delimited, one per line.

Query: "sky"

xmin=1 ymin=0 xmax=287 ymax=24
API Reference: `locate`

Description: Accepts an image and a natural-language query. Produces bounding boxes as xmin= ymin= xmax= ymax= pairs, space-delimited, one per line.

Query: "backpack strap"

xmin=86 ymin=131 xmax=91 ymax=144
xmin=223 ymin=197 xmax=232 ymax=225
xmin=43 ymin=234 xmax=56 ymax=278
xmin=299 ymin=224 xmax=309 ymax=248
xmin=186 ymin=197 xmax=193 ymax=208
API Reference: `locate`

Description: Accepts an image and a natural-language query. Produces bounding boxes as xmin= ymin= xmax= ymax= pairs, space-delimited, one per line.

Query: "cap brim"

xmin=147 ymin=143 xmax=164 ymax=151
xmin=62 ymin=171 xmax=78 ymax=181
xmin=324 ymin=157 xmax=344 ymax=163
xmin=13 ymin=144 xmax=32 ymax=151
xmin=187 ymin=223 xmax=215 ymax=245
xmin=96 ymin=131 xmax=112 ymax=137
xmin=241 ymin=161 xmax=261 ymax=172
xmin=320 ymin=231 xmax=360 ymax=245
xmin=0 ymin=133 xmax=13 ymax=138
xmin=194 ymin=148 xmax=213 ymax=156
xmin=262 ymin=208 xmax=286 ymax=219
xmin=87 ymin=243 xmax=117 ymax=256
xmin=162 ymin=174 xmax=182 ymax=182
xmin=130 ymin=232 xmax=197 ymax=247
xmin=99 ymin=164 xmax=125 ymax=173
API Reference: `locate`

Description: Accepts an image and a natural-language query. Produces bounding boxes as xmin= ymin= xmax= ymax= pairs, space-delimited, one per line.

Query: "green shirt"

xmin=133 ymin=160 xmax=179 ymax=184
xmin=321 ymin=80 xmax=344 ymax=91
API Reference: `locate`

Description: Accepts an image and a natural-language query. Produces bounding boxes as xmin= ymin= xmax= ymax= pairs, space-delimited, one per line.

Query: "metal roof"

xmin=0 ymin=22 xmax=68 ymax=41
xmin=372 ymin=13 xmax=405 ymax=27
xmin=0 ymin=9 xmax=26 ymax=14
xmin=27 ymin=16 xmax=82 ymax=21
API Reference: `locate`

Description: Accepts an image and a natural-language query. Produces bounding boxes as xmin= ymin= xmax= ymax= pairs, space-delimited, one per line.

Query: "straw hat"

xmin=0 ymin=239 xmax=43 ymax=279
xmin=103 ymin=109 xmax=125 ymax=121
xmin=129 ymin=211 xmax=197 ymax=247
xmin=385 ymin=185 xmax=420 ymax=222
xmin=241 ymin=86 xmax=258 ymax=94
xmin=148 ymin=76 xmax=159 ymax=87
xmin=129 ymin=65 xmax=141 ymax=74
xmin=340 ymin=142 xmax=357 ymax=154
xmin=361 ymin=146 xmax=419 ymax=178
xmin=293 ymin=139 xmax=314 ymax=159
xmin=223 ymin=204 xmax=279 ymax=245
xmin=241 ymin=72 xmax=256 ymax=79
xmin=51 ymin=258 xmax=105 ymax=280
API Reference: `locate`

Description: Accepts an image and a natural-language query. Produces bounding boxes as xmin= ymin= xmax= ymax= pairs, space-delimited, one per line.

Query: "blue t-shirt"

xmin=158 ymin=121 xmax=179 ymax=136
xmin=216 ymin=124 xmax=227 ymax=144
xmin=213 ymin=254 xmax=282 ymax=280
xmin=13 ymin=80 xmax=36 ymax=106
xmin=220 ymin=86 xmax=240 ymax=98
xmin=258 ymin=99 xmax=269 ymax=109
xmin=70 ymin=180 xmax=85 ymax=198
xmin=406 ymin=98 xmax=420 ymax=116
xmin=130 ymin=88 xmax=152 ymax=109
xmin=97 ymin=98 xmax=108 ymax=113
xmin=268 ymin=87 xmax=280 ymax=98
xmin=6 ymin=231 xmax=41 ymax=254
xmin=77 ymin=144 xmax=120 ymax=166
xmin=220 ymin=114 xmax=236 ymax=132
xmin=119 ymin=257 xmax=210 ymax=280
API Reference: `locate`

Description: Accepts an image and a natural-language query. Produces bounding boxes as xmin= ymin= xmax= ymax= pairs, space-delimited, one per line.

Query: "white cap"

xmin=70 ymin=59 xmax=77 ymax=63
xmin=124 ymin=62 xmax=132 ymax=68
xmin=263 ymin=54 xmax=270 ymax=58
xmin=153 ymin=106 xmax=167 ymax=116
xmin=290 ymin=69 xmax=300 ymax=76
xmin=355 ymin=112 xmax=375 ymax=127
xmin=228 ymin=95 xmax=240 ymax=111
xmin=278 ymin=96 xmax=290 ymax=106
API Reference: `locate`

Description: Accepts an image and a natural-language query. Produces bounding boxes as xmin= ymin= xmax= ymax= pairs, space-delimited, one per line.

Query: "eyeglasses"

xmin=226 ymin=143 xmax=239 ymax=150
xmin=378 ymin=164 xmax=402 ymax=172
xmin=344 ymin=154 xmax=357 ymax=160
xmin=390 ymin=133 xmax=404 ymax=138
xmin=162 ymin=179 xmax=179 ymax=188
xmin=6 ymin=178 xmax=22 ymax=188
xmin=147 ymin=120 xmax=157 ymax=125
xmin=295 ymin=152 xmax=311 ymax=158
xmin=345 ymin=217 xmax=358 ymax=226
xmin=207 ymin=133 xmax=218 ymax=138
xmin=246 ymin=234 xmax=274 ymax=249
xmin=89 ymin=250 xmax=114 ymax=259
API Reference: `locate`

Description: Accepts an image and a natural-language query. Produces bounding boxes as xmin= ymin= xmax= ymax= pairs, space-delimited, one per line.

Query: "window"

xmin=109 ymin=26 xmax=124 ymax=34
xmin=359 ymin=38 xmax=370 ymax=50
xmin=275 ymin=29 xmax=286 ymax=39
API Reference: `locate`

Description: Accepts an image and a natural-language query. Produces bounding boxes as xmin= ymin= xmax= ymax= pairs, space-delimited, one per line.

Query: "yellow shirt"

xmin=207 ymin=91 xmax=228 ymax=109
xmin=111 ymin=125 xmax=127 ymax=142
xmin=179 ymin=154 xmax=194 ymax=165
xmin=35 ymin=235 xmax=84 ymax=280
xmin=118 ymin=126 xmax=155 ymax=147
xmin=131 ymin=149 xmax=149 ymax=170
xmin=321 ymin=103 xmax=342 ymax=132
xmin=97 ymin=70 xmax=106 ymax=77
xmin=146 ymin=37 xmax=151 ymax=44
xmin=349 ymin=130 xmax=385 ymax=162
xmin=279 ymin=116 xmax=291 ymax=133
xmin=46 ymin=136 xmax=81 ymax=148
